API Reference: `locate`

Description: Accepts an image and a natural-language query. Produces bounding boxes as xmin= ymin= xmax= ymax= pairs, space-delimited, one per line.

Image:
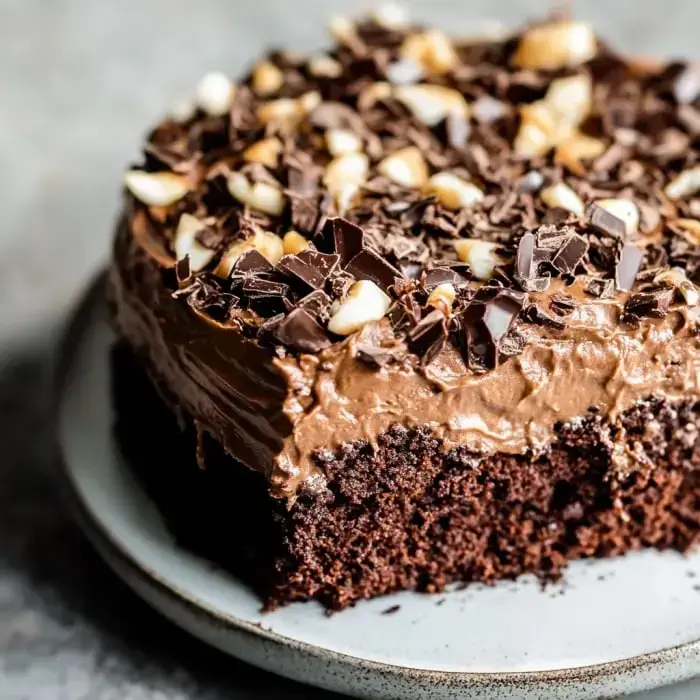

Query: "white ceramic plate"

xmin=56 ymin=278 xmax=700 ymax=699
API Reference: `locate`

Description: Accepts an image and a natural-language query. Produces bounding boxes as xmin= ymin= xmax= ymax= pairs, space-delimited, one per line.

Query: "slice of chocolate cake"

xmin=108 ymin=7 xmax=700 ymax=610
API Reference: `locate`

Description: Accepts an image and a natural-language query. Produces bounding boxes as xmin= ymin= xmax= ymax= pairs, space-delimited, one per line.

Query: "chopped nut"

xmin=655 ymin=267 xmax=699 ymax=305
xmin=334 ymin=184 xmax=362 ymax=215
xmin=257 ymin=91 xmax=321 ymax=131
xmin=326 ymin=129 xmax=363 ymax=156
xmin=515 ymin=74 xmax=593 ymax=158
xmin=124 ymin=170 xmax=190 ymax=207
xmin=395 ymin=84 xmax=470 ymax=127
xmin=541 ymin=182 xmax=585 ymax=215
xmin=512 ymin=20 xmax=597 ymax=71
xmin=195 ymin=71 xmax=236 ymax=117
xmin=215 ymin=230 xmax=284 ymax=277
xmin=227 ymin=171 xmax=285 ymax=215
xmin=424 ymin=172 xmax=484 ymax=209
xmin=323 ymin=152 xmax=370 ymax=189
xmin=329 ymin=16 xmax=357 ymax=45
xmin=427 ymin=283 xmax=456 ymax=315
xmin=243 ymin=137 xmax=283 ymax=168
xmin=372 ymin=3 xmax=409 ymax=29
xmin=283 ymin=230 xmax=310 ymax=255
xmin=454 ymin=239 xmax=503 ymax=280
xmin=308 ymin=54 xmax=343 ymax=79
xmin=596 ymin=198 xmax=640 ymax=235
xmin=675 ymin=218 xmax=700 ymax=244
xmin=358 ymin=82 xmax=393 ymax=110
xmin=546 ymin=74 xmax=592 ymax=126
xmin=173 ymin=214 xmax=215 ymax=272
xmin=665 ymin=165 xmax=700 ymax=200
xmin=169 ymin=98 xmax=197 ymax=123
xmin=378 ymin=146 xmax=429 ymax=188
xmin=555 ymin=133 xmax=607 ymax=174
xmin=400 ymin=29 xmax=458 ymax=76
xmin=327 ymin=280 xmax=391 ymax=335
xmin=252 ymin=61 xmax=284 ymax=97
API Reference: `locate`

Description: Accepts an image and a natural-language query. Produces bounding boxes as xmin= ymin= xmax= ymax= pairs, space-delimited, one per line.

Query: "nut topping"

xmin=424 ymin=172 xmax=484 ymax=209
xmin=327 ymin=280 xmax=391 ymax=335
xmin=243 ymin=137 xmax=283 ymax=168
xmin=541 ymin=182 xmax=585 ymax=215
xmin=513 ymin=21 xmax=597 ymax=71
xmin=124 ymin=170 xmax=190 ymax=207
xmin=227 ymin=171 xmax=285 ymax=215
xmin=394 ymin=84 xmax=470 ymax=127
xmin=195 ymin=72 xmax=236 ymax=117
xmin=173 ymin=214 xmax=215 ymax=271
xmin=283 ymin=230 xmax=310 ymax=255
xmin=215 ymin=230 xmax=284 ymax=278
xmin=326 ymin=129 xmax=363 ymax=156
xmin=378 ymin=146 xmax=429 ymax=188
xmin=252 ymin=61 xmax=284 ymax=97
xmin=454 ymin=239 xmax=503 ymax=280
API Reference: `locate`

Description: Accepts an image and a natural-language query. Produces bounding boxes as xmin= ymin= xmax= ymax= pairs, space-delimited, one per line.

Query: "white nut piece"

xmin=512 ymin=21 xmax=597 ymax=71
xmin=515 ymin=75 xmax=592 ymax=158
xmin=327 ymin=280 xmax=391 ymax=336
xmin=326 ymin=129 xmax=363 ymax=156
xmin=665 ymin=166 xmax=700 ymax=200
xmin=334 ymin=184 xmax=362 ymax=215
xmin=395 ymin=84 xmax=470 ymax=127
xmin=283 ymin=230 xmax=310 ymax=255
xmin=424 ymin=172 xmax=484 ymax=209
xmin=454 ymin=239 xmax=502 ymax=280
xmin=555 ymin=133 xmax=606 ymax=175
xmin=124 ymin=170 xmax=190 ymax=207
xmin=400 ymin=29 xmax=458 ymax=76
xmin=358 ymin=81 xmax=393 ymax=110
xmin=252 ymin=61 xmax=284 ymax=97
xmin=378 ymin=146 xmax=429 ymax=188
xmin=655 ymin=267 xmax=699 ymax=306
xmin=308 ymin=54 xmax=343 ymax=79
xmin=675 ymin=218 xmax=700 ymax=244
xmin=427 ymin=283 xmax=456 ymax=315
xmin=169 ymin=98 xmax=197 ymax=123
xmin=323 ymin=152 xmax=370 ymax=189
xmin=227 ymin=171 xmax=285 ymax=215
xmin=595 ymin=198 xmax=640 ymax=235
xmin=195 ymin=72 xmax=236 ymax=117
xmin=257 ymin=91 xmax=321 ymax=131
xmin=372 ymin=3 xmax=409 ymax=29
xmin=541 ymin=182 xmax=585 ymax=215
xmin=546 ymin=74 xmax=592 ymax=126
xmin=243 ymin=137 xmax=283 ymax=168
xmin=329 ymin=16 xmax=357 ymax=45
xmin=215 ymin=230 xmax=284 ymax=277
xmin=173 ymin=214 xmax=216 ymax=272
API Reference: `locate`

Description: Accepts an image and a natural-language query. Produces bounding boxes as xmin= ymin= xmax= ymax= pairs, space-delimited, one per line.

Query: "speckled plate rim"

xmin=53 ymin=273 xmax=700 ymax=700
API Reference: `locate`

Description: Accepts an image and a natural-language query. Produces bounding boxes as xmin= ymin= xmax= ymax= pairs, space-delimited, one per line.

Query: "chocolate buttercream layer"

xmin=110 ymin=214 xmax=700 ymax=498
xmin=109 ymin=10 xmax=700 ymax=499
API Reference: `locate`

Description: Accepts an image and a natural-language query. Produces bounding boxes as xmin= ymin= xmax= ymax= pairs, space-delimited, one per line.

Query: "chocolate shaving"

xmin=615 ymin=244 xmax=644 ymax=291
xmin=273 ymin=307 xmax=331 ymax=353
xmin=524 ymin=304 xmax=566 ymax=330
xmin=550 ymin=233 xmax=589 ymax=275
xmin=278 ymin=250 xmax=340 ymax=290
xmin=407 ymin=309 xmax=447 ymax=366
xmin=584 ymin=277 xmax=616 ymax=299
xmin=355 ymin=343 xmax=406 ymax=369
xmin=623 ymin=287 xmax=674 ymax=321
xmin=587 ymin=203 xmax=626 ymax=239
xmin=346 ymin=247 xmax=403 ymax=292
xmin=234 ymin=249 xmax=274 ymax=274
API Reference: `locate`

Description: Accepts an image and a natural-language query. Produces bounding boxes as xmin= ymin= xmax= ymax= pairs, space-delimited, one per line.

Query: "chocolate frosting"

xmin=110 ymin=217 xmax=700 ymax=498
xmin=108 ymin=12 xmax=700 ymax=500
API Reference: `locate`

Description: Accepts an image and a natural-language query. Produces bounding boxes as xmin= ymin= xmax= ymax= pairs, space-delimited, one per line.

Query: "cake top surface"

xmin=124 ymin=5 xmax=700 ymax=372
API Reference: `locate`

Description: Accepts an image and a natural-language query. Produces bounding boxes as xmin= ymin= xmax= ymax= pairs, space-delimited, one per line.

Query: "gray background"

xmin=2 ymin=1 xmax=700 ymax=697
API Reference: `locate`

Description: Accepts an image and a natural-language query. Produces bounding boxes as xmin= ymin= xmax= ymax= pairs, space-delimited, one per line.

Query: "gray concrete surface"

xmin=3 ymin=1 xmax=700 ymax=697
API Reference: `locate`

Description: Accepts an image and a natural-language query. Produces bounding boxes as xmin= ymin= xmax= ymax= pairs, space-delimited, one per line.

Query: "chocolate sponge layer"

xmin=113 ymin=342 xmax=700 ymax=611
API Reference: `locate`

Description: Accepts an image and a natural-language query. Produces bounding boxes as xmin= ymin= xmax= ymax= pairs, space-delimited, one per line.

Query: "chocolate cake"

xmin=108 ymin=7 xmax=700 ymax=610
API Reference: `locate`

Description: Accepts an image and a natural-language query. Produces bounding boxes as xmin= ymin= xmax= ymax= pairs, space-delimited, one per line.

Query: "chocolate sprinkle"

xmin=407 ymin=309 xmax=447 ymax=366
